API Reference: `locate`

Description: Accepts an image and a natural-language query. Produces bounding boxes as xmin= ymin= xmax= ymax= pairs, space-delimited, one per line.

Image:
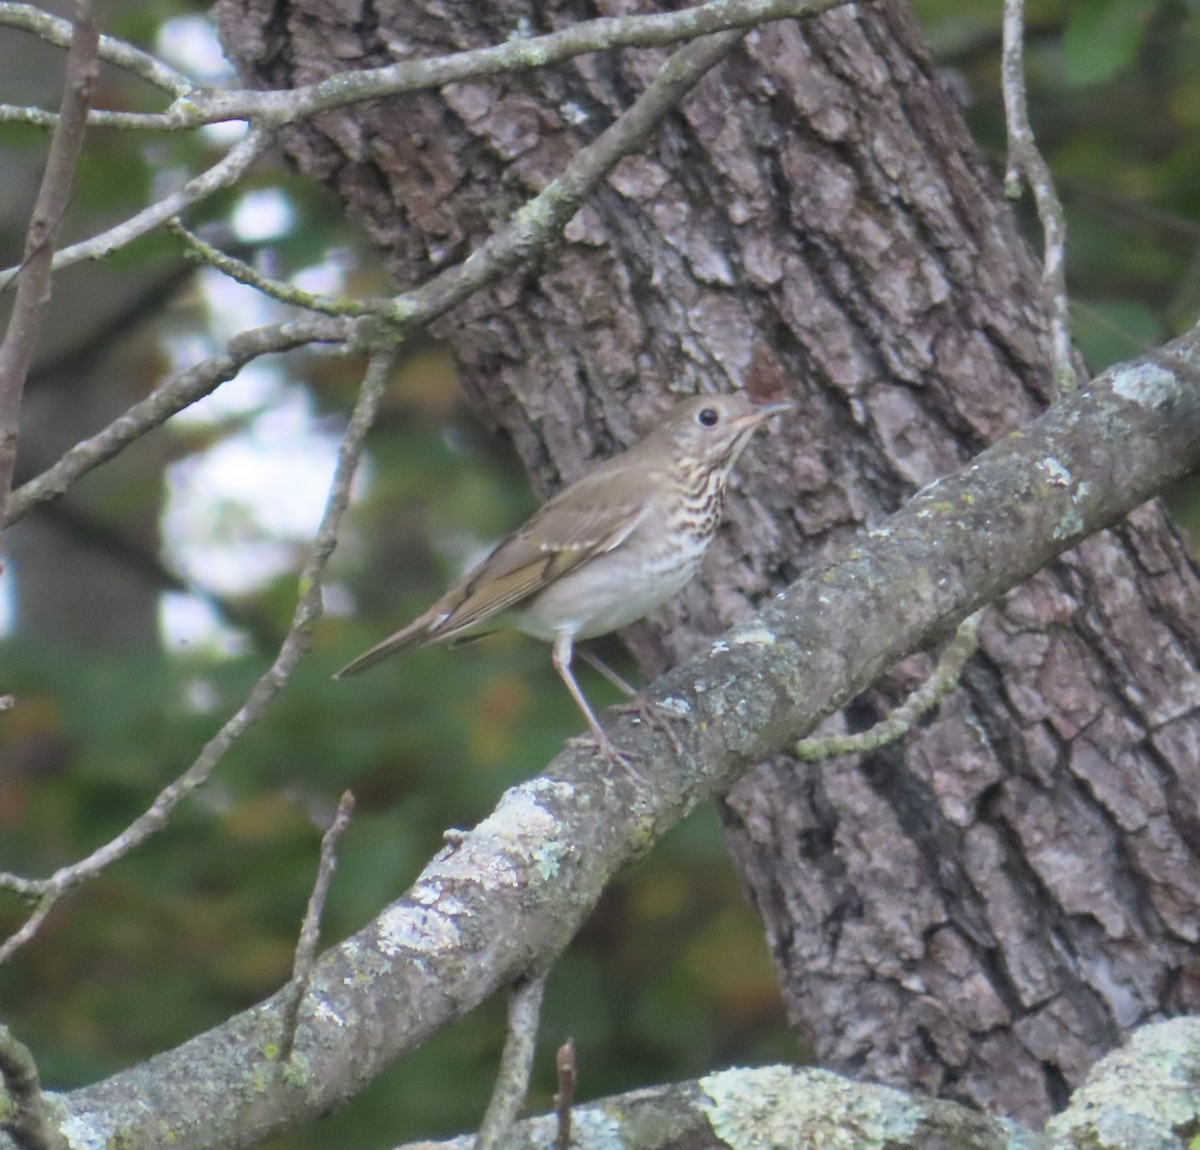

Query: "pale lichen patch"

xmin=1111 ymin=361 xmax=1179 ymax=410
xmin=728 ymin=625 xmax=777 ymax=648
xmin=700 ymin=1065 xmax=922 ymax=1148
xmin=376 ymin=903 xmax=462 ymax=955
xmin=61 ymin=1111 xmax=109 ymax=1150
xmin=657 ymin=696 xmax=692 ymax=717
xmin=1046 ymin=1017 xmax=1200 ymax=1150
xmin=1037 ymin=457 xmax=1072 ymax=487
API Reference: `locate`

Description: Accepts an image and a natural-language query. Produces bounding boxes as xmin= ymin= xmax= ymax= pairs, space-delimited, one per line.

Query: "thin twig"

xmin=553 ymin=1039 xmax=576 ymax=1150
xmin=278 ymin=790 xmax=357 ymax=1062
xmin=199 ymin=0 xmax=845 ymax=128
xmin=0 ymin=0 xmax=849 ymax=133
xmin=0 ymin=28 xmax=759 ymax=940
xmin=374 ymin=27 xmax=749 ymax=333
xmin=0 ymin=127 xmax=272 ymax=284
xmin=794 ymin=611 xmax=983 ymax=761
xmin=476 ymin=974 xmax=548 ymax=1150
xmin=0 ymin=1023 xmax=69 ymax=1150
xmin=0 ymin=0 xmax=99 ymax=531
xmin=166 ymin=219 xmax=379 ymax=317
xmin=0 ymin=1 xmax=192 ymax=97
xmin=1001 ymin=0 xmax=1077 ymax=393
xmin=8 ymin=25 xmax=750 ymax=525
xmin=177 ymin=27 xmax=752 ymax=340
xmin=0 ymin=350 xmax=394 ymax=964
xmin=4 ymin=314 xmax=350 ymax=526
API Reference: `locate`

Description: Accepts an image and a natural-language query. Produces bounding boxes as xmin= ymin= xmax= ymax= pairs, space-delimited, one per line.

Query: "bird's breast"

xmin=509 ymin=500 xmax=720 ymax=642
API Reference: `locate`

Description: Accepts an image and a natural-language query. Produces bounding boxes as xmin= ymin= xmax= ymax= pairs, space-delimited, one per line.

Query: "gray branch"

xmin=0 ymin=0 xmax=848 ymax=132
xmin=382 ymin=1018 xmax=1200 ymax=1150
xmin=0 ymin=1 xmax=192 ymax=97
xmin=16 ymin=330 xmax=1200 ymax=1150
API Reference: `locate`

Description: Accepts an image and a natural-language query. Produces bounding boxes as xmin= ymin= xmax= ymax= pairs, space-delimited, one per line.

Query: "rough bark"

xmin=214 ymin=0 xmax=1200 ymax=1125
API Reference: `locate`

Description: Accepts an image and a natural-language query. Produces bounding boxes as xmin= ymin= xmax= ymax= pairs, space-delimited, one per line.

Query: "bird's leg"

xmin=553 ymin=633 xmax=646 ymax=782
xmin=576 ymin=648 xmax=637 ymax=697
xmin=576 ymin=647 xmax=685 ymax=756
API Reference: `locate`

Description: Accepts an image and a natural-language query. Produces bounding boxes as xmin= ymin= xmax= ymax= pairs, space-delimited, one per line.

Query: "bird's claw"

xmin=614 ymin=697 xmax=686 ymax=755
xmin=567 ymin=730 xmax=650 ymax=788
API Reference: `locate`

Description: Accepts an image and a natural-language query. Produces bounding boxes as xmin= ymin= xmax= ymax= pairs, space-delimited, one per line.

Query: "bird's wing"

xmin=333 ymin=466 xmax=653 ymax=677
xmin=432 ymin=465 xmax=653 ymax=640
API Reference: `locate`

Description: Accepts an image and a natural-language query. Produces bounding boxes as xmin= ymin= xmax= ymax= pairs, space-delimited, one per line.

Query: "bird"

xmin=335 ymin=392 xmax=789 ymax=764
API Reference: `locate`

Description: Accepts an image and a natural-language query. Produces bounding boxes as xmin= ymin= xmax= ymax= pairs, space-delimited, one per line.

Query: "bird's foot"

xmin=566 ymin=728 xmax=650 ymax=787
xmin=613 ymin=696 xmax=686 ymax=755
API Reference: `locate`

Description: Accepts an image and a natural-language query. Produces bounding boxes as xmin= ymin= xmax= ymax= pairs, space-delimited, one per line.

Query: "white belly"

xmin=511 ymin=538 xmax=704 ymax=642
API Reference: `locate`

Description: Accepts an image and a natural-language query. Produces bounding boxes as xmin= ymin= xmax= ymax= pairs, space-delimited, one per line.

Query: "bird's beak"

xmin=738 ymin=399 xmax=792 ymax=427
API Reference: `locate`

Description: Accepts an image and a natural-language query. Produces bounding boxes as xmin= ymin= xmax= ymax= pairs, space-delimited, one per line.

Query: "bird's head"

xmin=648 ymin=393 xmax=791 ymax=471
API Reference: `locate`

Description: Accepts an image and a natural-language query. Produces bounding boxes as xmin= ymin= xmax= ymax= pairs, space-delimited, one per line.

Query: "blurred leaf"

xmin=1064 ymin=0 xmax=1154 ymax=87
xmin=1073 ymin=298 xmax=1161 ymax=370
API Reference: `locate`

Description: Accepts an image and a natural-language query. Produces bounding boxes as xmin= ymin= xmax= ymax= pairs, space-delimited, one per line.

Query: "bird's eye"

xmin=697 ymin=407 xmax=719 ymax=427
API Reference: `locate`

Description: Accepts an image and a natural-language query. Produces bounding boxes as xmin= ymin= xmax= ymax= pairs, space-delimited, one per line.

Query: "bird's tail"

xmin=332 ymin=605 xmax=447 ymax=679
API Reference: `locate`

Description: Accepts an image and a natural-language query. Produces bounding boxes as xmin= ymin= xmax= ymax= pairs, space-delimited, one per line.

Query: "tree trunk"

xmin=215 ymin=0 xmax=1200 ymax=1124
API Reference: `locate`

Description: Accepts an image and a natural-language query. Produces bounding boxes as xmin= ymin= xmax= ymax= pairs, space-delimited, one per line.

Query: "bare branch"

xmin=1001 ymin=0 xmax=1077 ymax=393
xmin=383 ymin=1019 xmax=1200 ymax=1149
xmin=3 ymin=13 xmax=779 ymax=360
xmin=278 ymin=790 xmax=357 ymax=1063
xmin=395 ymin=1061 xmax=1046 ymax=1150
xmin=40 ymin=335 xmax=1200 ymax=1150
xmin=0 ymin=127 xmax=272 ymax=283
xmin=2 ymin=22 xmax=773 ymax=524
xmin=0 ymin=1024 xmax=69 ymax=1150
xmin=0 ymin=0 xmax=849 ymax=133
xmin=200 ymin=0 xmax=847 ymax=128
xmin=378 ymin=27 xmax=748 ymax=332
xmin=0 ymin=1 xmax=192 ymax=97
xmin=0 ymin=104 xmax=57 ymax=128
xmin=477 ymin=974 xmax=548 ymax=1150
xmin=0 ymin=0 xmax=98 ymax=530
xmin=177 ymin=25 xmax=755 ymax=340
xmin=166 ymin=219 xmax=378 ymax=317
xmin=0 ymin=350 xmax=392 ymax=963
xmin=553 ymin=1040 xmax=576 ymax=1150
xmin=4 ymin=314 xmax=350 ymax=526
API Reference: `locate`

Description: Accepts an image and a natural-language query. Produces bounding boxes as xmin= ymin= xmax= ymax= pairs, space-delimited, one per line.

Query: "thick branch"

xmin=412 ymin=1064 xmax=1042 ymax=1150
xmin=27 ymin=334 xmax=1200 ymax=1150
xmin=383 ymin=1018 xmax=1200 ymax=1150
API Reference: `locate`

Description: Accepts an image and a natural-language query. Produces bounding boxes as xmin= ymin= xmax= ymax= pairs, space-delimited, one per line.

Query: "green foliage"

xmin=1064 ymin=0 xmax=1156 ymax=87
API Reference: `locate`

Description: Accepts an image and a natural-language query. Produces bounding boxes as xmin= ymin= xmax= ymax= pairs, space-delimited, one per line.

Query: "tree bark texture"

xmin=215 ymin=0 xmax=1200 ymax=1125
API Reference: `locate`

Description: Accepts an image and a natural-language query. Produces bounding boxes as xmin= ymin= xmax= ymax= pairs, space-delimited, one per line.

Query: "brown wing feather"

xmin=333 ymin=465 xmax=653 ymax=678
